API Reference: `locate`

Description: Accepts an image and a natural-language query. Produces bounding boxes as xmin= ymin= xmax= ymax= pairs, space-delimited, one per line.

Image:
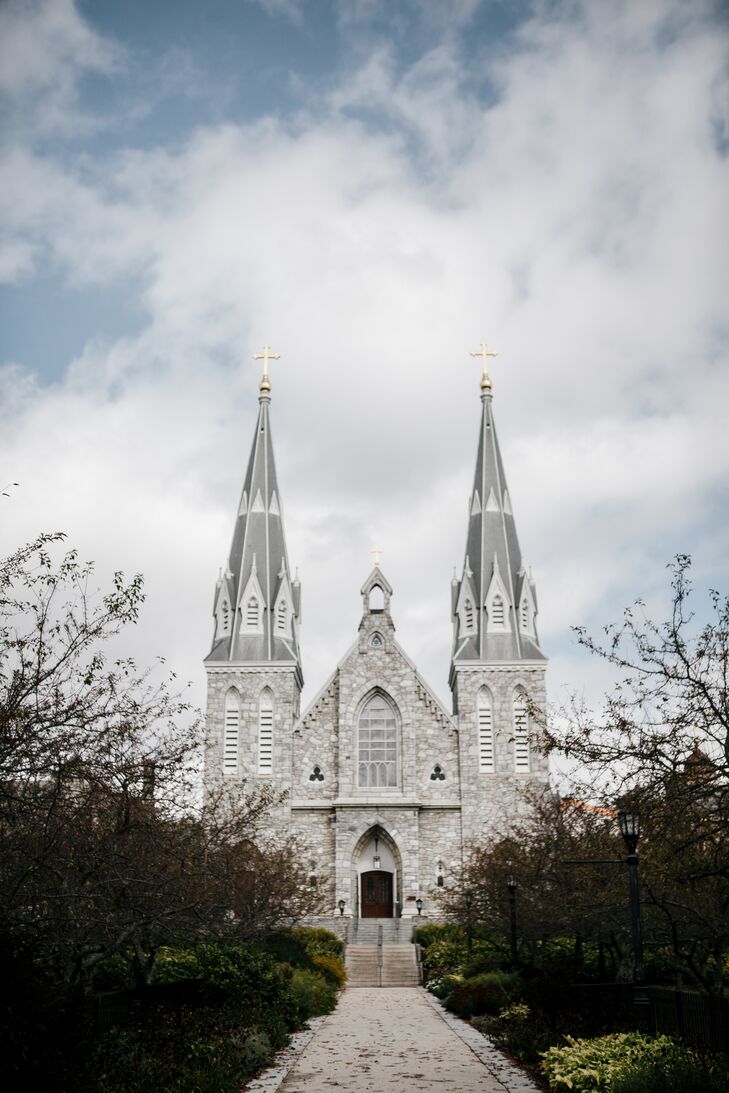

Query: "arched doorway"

xmin=352 ymin=825 xmax=401 ymax=918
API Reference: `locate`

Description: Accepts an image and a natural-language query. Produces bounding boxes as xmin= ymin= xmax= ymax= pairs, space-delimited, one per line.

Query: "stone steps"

xmin=345 ymin=942 xmax=421 ymax=988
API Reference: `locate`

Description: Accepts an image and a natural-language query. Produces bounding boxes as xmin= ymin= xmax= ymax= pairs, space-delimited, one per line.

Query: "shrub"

xmin=291 ymin=926 xmax=344 ymax=960
xmin=311 ymin=953 xmax=347 ymax=988
xmin=446 ymin=971 xmax=522 ymax=1019
xmin=92 ymin=954 xmax=130 ymax=991
xmin=414 ymin=923 xmax=464 ymax=948
xmin=477 ymin=1002 xmax=555 ymax=1064
xmin=154 ymin=947 xmax=200 ymax=985
xmin=610 ymin=1044 xmax=729 ymax=1093
xmin=541 ymin=1032 xmax=681 ymax=1093
xmin=288 ymin=969 xmax=338 ymax=1021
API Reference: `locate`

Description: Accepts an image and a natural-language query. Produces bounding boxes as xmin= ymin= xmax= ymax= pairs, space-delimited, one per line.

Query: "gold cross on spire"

xmin=470 ymin=339 xmax=499 ymax=391
xmin=371 ymin=545 xmax=383 ymax=566
xmin=253 ymin=343 xmax=281 ymax=394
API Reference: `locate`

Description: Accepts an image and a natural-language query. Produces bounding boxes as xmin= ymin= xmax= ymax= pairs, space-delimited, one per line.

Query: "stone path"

xmin=245 ymin=987 xmax=542 ymax=1093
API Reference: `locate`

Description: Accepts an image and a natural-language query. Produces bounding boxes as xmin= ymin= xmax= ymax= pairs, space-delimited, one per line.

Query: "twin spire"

xmin=205 ymin=343 xmax=302 ymax=681
xmin=207 ymin=340 xmax=543 ymax=680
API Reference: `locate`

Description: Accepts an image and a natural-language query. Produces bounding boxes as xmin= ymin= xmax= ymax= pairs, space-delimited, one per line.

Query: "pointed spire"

xmin=451 ymin=363 xmax=544 ymax=669
xmin=206 ymin=364 xmax=302 ymax=683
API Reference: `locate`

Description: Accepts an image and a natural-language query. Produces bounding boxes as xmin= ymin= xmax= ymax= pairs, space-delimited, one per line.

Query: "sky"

xmin=1 ymin=0 xmax=728 ymax=725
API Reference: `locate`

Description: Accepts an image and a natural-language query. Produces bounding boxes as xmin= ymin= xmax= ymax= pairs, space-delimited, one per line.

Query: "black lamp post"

xmin=618 ymin=809 xmax=650 ymax=1025
xmin=415 ymin=897 xmax=423 ymax=916
xmin=465 ymin=890 xmax=473 ymax=955
xmin=338 ymin=899 xmax=345 ymax=916
xmin=506 ymin=874 xmax=518 ymax=968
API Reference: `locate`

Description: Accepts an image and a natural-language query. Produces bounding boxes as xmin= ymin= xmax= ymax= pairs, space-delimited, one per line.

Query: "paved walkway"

xmin=273 ymin=987 xmax=536 ymax=1092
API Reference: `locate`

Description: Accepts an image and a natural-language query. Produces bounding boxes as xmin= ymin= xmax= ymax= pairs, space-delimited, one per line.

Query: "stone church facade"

xmin=204 ymin=359 xmax=548 ymax=919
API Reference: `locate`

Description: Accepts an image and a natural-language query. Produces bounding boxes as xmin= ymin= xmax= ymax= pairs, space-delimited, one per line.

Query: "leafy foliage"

xmin=540 ymin=1032 xmax=727 ymax=1093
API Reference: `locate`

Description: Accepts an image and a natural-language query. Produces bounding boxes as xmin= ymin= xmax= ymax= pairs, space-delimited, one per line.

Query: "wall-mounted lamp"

xmin=436 ymin=860 xmax=444 ymax=888
xmin=415 ymin=898 xmax=423 ymax=915
xmin=373 ymin=835 xmax=381 ymax=870
xmin=338 ymin=899 xmax=345 ymax=916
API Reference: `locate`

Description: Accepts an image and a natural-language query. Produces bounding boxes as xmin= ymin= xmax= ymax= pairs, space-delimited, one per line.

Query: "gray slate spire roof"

xmin=451 ymin=385 xmax=545 ymax=670
xmin=205 ymin=387 xmax=302 ymax=683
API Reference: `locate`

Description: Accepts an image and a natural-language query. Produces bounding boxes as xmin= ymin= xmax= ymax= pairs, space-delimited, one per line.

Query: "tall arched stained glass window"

xmin=358 ymin=693 xmax=398 ymax=788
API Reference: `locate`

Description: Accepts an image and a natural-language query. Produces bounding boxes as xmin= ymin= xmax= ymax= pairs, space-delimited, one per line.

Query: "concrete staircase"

xmin=345 ymin=919 xmax=422 ymax=988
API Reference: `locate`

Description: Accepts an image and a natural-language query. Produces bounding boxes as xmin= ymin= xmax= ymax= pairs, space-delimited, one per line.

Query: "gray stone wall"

xmin=204 ymin=664 xmax=301 ymax=831
xmin=452 ymin=664 xmax=548 ymax=846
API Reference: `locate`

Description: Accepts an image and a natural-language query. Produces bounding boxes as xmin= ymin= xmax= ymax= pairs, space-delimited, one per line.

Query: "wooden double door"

xmin=361 ymin=870 xmax=394 ymax=918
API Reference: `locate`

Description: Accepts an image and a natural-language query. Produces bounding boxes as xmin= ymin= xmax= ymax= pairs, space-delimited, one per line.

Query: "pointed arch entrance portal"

xmin=352 ymin=825 xmax=401 ymax=919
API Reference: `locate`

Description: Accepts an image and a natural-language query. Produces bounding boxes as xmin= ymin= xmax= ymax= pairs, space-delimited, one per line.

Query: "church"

xmin=203 ymin=348 xmax=548 ymax=919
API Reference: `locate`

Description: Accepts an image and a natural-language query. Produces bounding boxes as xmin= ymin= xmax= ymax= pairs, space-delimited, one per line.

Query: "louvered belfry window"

xmin=258 ymin=690 xmax=274 ymax=774
xmin=521 ymin=597 xmax=529 ymax=630
xmin=491 ymin=594 xmax=505 ymax=626
xmin=358 ymin=693 xmax=398 ymax=788
xmin=513 ymin=691 xmax=530 ymax=771
xmin=464 ymin=598 xmax=474 ymax=631
xmin=223 ymin=690 xmax=240 ymax=774
xmin=478 ymin=689 xmax=495 ymax=772
xmin=277 ymin=600 xmax=287 ymax=631
xmin=246 ymin=597 xmax=259 ymax=629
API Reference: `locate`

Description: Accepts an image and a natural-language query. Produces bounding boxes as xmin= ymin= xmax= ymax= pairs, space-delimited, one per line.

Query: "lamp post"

xmin=506 ymin=874 xmax=518 ymax=968
xmin=618 ymin=809 xmax=650 ymax=1026
xmin=465 ymin=890 xmax=473 ymax=955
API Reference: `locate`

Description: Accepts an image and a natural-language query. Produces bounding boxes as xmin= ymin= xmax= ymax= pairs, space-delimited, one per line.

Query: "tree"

xmin=0 ymin=535 xmax=323 ymax=994
xmin=543 ymin=556 xmax=728 ymax=995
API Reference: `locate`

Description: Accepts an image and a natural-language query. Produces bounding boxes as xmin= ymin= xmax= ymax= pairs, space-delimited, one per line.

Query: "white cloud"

xmin=1 ymin=0 xmax=727 ymax=719
xmin=0 ymin=0 xmax=124 ymax=137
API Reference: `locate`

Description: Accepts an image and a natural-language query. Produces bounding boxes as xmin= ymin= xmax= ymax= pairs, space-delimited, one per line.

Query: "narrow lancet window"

xmin=223 ymin=689 xmax=240 ymax=775
xmin=358 ymin=693 xmax=398 ymax=788
xmin=478 ymin=688 xmax=495 ymax=772
xmin=513 ymin=690 xmax=530 ymax=772
xmin=257 ymin=690 xmax=274 ymax=774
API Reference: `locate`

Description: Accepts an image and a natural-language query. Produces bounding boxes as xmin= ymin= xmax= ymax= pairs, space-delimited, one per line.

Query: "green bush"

xmin=610 ymin=1044 xmax=729 ymax=1093
xmin=414 ymin=923 xmax=464 ymax=948
xmin=154 ymin=947 xmax=201 ymax=984
xmin=446 ymin=971 xmax=522 ymax=1019
xmin=288 ymin=969 xmax=338 ymax=1021
xmin=426 ymin=973 xmax=463 ymax=999
xmin=291 ymin=926 xmax=344 ymax=960
xmin=91 ymin=954 xmax=130 ymax=991
xmin=311 ymin=952 xmax=347 ymax=988
xmin=476 ymin=1002 xmax=555 ymax=1064
xmin=541 ymin=1032 xmax=684 ymax=1093
xmin=85 ymin=1006 xmax=278 ymax=1093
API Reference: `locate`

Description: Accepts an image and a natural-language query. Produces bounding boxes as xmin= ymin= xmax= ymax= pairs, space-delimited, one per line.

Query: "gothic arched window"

xmin=358 ymin=692 xmax=398 ymax=788
xmin=257 ymin=689 xmax=274 ymax=774
xmin=513 ymin=688 xmax=530 ymax=772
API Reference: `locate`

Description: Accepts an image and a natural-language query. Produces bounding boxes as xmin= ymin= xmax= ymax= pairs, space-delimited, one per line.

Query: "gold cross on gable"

xmin=470 ymin=339 xmax=499 ymax=391
xmin=371 ymin=545 xmax=383 ymax=566
xmin=253 ymin=343 xmax=281 ymax=393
